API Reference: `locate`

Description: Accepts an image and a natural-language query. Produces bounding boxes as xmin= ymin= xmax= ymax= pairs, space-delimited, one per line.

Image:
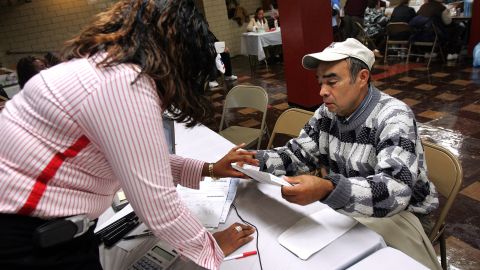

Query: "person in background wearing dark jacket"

xmin=364 ymin=0 xmax=389 ymax=57
xmin=391 ymin=0 xmax=416 ymax=23
xmin=416 ymin=0 xmax=464 ymax=60
xmin=389 ymin=0 xmax=416 ymax=40
xmin=343 ymin=0 xmax=369 ymax=38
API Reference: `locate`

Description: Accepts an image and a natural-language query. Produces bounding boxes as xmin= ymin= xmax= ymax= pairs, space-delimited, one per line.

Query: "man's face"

xmin=316 ymin=60 xmax=369 ymax=117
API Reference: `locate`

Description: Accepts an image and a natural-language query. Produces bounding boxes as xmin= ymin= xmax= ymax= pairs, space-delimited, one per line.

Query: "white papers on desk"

xmin=232 ymin=164 xmax=291 ymax=186
xmin=278 ymin=207 xmax=358 ymax=260
xmin=177 ymin=178 xmax=238 ymax=228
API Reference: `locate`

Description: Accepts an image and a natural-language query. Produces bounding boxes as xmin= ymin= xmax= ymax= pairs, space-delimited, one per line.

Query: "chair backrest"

xmin=353 ymin=21 xmax=369 ymax=46
xmin=219 ymin=85 xmax=269 ymax=141
xmin=386 ymin=22 xmax=411 ymax=38
xmin=267 ymin=108 xmax=314 ymax=149
xmin=422 ymin=140 xmax=463 ymax=241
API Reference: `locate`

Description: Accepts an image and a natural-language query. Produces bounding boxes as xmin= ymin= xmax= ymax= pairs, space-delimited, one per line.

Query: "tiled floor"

xmin=205 ymin=55 xmax=480 ymax=269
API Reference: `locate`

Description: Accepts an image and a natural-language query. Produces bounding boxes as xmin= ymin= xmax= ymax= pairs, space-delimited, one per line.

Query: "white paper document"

xmin=199 ymin=178 xmax=239 ymax=223
xmin=278 ymin=207 xmax=358 ymax=260
xmin=232 ymin=164 xmax=291 ymax=186
xmin=214 ymin=41 xmax=226 ymax=53
xmin=176 ymin=185 xmax=226 ymax=228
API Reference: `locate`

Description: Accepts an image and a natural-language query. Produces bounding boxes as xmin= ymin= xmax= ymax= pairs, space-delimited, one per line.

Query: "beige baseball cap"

xmin=302 ymin=38 xmax=375 ymax=70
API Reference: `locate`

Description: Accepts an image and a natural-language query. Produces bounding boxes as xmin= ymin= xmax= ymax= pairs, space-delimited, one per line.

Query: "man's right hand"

xmin=212 ymin=223 xmax=255 ymax=256
xmin=281 ymin=175 xmax=334 ymax=205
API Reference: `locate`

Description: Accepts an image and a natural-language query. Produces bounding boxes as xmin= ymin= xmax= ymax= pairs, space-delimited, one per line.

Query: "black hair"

xmin=17 ymin=56 xmax=43 ymax=89
xmin=346 ymin=57 xmax=371 ymax=84
xmin=63 ymin=0 xmax=216 ymax=127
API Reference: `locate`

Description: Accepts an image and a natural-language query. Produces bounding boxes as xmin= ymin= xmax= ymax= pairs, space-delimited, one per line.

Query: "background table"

xmin=240 ymin=30 xmax=282 ymax=62
xmin=99 ymin=122 xmax=386 ymax=270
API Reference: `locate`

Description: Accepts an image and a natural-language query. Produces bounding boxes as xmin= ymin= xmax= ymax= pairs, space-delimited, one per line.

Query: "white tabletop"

xmin=240 ymin=30 xmax=282 ymax=61
xmin=347 ymin=247 xmax=429 ymax=270
xmin=99 ymin=122 xmax=386 ymax=270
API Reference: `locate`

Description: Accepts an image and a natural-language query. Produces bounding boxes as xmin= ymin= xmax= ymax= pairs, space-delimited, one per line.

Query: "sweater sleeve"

xmin=323 ymin=106 xmax=425 ymax=217
xmin=76 ymin=67 xmax=223 ymax=269
xmin=256 ymin=109 xmax=327 ymax=176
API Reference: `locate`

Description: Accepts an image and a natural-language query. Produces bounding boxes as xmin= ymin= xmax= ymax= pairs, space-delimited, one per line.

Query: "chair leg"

xmin=406 ymin=43 xmax=412 ymax=65
xmin=384 ymin=41 xmax=389 ymax=64
xmin=427 ymin=45 xmax=435 ymax=69
xmin=248 ymin=55 xmax=257 ymax=78
xmin=440 ymin=232 xmax=447 ymax=270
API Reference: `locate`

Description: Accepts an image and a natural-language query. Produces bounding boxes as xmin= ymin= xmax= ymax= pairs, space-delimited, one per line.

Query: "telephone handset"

xmin=129 ymin=240 xmax=179 ymax=270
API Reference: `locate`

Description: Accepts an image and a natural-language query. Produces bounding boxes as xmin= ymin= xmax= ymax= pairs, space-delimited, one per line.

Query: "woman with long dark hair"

xmin=0 ymin=1 xmax=257 ymax=269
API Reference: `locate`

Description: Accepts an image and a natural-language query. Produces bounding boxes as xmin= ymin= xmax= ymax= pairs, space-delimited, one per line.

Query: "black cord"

xmin=231 ymin=204 xmax=263 ymax=270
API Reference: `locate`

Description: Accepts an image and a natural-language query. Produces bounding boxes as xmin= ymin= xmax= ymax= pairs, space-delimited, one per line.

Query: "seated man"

xmin=255 ymin=38 xmax=441 ymax=269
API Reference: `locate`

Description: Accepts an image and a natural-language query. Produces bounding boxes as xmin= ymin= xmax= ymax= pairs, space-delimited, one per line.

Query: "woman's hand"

xmin=212 ymin=223 xmax=255 ymax=256
xmin=212 ymin=143 xmax=259 ymax=179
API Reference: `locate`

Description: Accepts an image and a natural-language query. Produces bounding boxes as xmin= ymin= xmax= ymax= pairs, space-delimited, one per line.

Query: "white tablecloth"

xmin=99 ymin=122 xmax=386 ymax=270
xmin=240 ymin=30 xmax=282 ymax=61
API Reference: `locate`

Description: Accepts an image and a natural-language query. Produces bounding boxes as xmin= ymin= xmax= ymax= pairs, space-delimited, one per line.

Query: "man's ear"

xmin=357 ymin=69 xmax=370 ymax=87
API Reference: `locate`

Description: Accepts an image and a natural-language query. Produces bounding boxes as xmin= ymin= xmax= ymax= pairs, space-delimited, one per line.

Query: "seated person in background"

xmin=390 ymin=0 xmax=416 ymax=23
xmin=389 ymin=0 xmax=416 ymax=40
xmin=226 ymin=0 xmax=250 ymax=26
xmin=416 ymin=0 xmax=464 ymax=60
xmin=16 ymin=56 xmax=46 ymax=89
xmin=208 ymin=31 xmax=238 ymax=88
xmin=44 ymin=51 xmax=61 ymax=67
xmin=208 ymin=43 xmax=238 ymax=88
xmin=364 ymin=0 xmax=389 ymax=57
xmin=254 ymin=38 xmax=441 ymax=270
xmin=247 ymin=7 xmax=270 ymax=32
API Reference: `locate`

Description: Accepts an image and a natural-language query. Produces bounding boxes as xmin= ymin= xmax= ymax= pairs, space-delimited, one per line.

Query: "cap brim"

xmin=302 ymin=52 xmax=350 ymax=70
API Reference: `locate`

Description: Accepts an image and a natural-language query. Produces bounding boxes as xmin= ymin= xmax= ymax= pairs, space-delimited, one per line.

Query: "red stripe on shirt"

xmin=17 ymin=135 xmax=90 ymax=216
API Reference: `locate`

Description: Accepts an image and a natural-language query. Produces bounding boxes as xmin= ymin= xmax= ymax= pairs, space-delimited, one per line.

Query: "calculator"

xmin=128 ymin=241 xmax=179 ymax=270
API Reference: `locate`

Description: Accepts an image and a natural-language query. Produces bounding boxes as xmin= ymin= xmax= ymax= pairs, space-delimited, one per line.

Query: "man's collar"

xmin=337 ymin=85 xmax=373 ymax=125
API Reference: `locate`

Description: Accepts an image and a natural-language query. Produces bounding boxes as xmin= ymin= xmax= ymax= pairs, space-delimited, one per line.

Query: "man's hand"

xmin=213 ymin=223 xmax=255 ymax=256
xmin=281 ymin=175 xmax=334 ymax=205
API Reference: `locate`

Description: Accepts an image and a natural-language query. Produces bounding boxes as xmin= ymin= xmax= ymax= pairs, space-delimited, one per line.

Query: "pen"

xmin=122 ymin=231 xmax=154 ymax=240
xmin=223 ymin=251 xmax=257 ymax=261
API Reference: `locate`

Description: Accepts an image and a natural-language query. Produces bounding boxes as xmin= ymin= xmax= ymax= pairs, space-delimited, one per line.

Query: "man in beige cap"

xmin=255 ymin=38 xmax=441 ymax=269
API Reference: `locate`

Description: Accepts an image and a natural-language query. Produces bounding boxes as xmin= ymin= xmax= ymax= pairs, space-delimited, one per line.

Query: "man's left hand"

xmin=281 ymin=175 xmax=334 ymax=205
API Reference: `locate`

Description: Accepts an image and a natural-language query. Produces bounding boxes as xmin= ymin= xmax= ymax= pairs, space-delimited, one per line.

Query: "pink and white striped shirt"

xmin=0 ymin=55 xmax=223 ymax=269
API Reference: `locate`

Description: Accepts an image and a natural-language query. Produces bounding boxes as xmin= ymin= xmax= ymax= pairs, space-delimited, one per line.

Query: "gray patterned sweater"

xmin=257 ymin=86 xmax=438 ymax=217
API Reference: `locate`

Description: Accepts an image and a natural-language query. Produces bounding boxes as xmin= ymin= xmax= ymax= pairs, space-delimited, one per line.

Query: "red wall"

xmin=278 ymin=0 xmax=333 ymax=108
